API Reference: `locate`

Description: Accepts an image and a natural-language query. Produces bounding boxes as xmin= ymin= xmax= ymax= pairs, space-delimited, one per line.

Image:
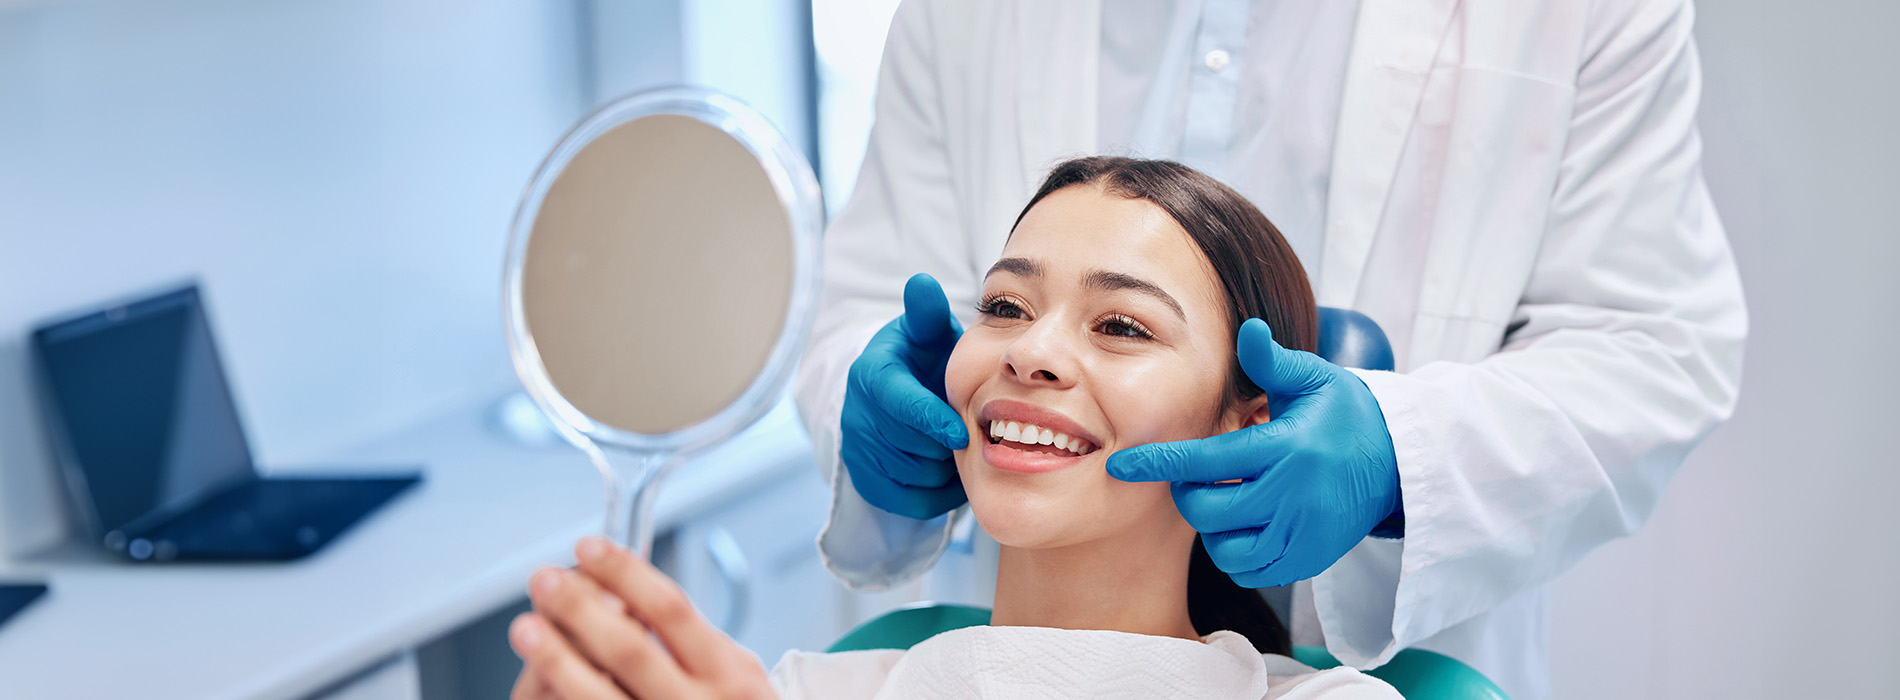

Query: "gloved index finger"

xmin=866 ymin=365 xmax=969 ymax=451
xmin=1105 ymin=428 xmax=1271 ymax=484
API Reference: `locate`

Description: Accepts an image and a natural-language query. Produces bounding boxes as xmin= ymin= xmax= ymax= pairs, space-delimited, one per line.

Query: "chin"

xmin=959 ymin=462 xmax=1087 ymax=550
xmin=963 ymin=456 xmax=1187 ymax=553
xmin=967 ymin=491 xmax=1079 ymax=549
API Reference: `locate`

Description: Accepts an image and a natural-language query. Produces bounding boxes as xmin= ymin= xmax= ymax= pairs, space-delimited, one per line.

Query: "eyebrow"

xmin=1085 ymin=269 xmax=1185 ymax=321
xmin=985 ymin=257 xmax=1185 ymax=321
xmin=985 ymin=257 xmax=1043 ymax=280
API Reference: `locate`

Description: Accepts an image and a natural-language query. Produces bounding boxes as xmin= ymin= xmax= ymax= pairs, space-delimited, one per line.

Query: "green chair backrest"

xmin=828 ymin=604 xmax=1508 ymax=700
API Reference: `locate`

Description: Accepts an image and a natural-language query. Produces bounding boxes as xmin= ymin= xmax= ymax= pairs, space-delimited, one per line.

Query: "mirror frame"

xmin=502 ymin=87 xmax=823 ymax=456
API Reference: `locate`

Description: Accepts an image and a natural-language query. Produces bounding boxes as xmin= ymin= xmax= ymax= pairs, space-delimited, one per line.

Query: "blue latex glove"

xmin=1107 ymin=318 xmax=1402 ymax=588
xmin=839 ymin=274 xmax=971 ymax=520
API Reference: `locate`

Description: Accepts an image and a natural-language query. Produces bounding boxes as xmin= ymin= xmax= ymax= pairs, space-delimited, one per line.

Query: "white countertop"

xmin=0 ymin=393 xmax=815 ymax=700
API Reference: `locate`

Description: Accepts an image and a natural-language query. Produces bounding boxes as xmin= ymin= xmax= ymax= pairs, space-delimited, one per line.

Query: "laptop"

xmin=30 ymin=284 xmax=422 ymax=562
xmin=0 ymin=584 xmax=47 ymax=629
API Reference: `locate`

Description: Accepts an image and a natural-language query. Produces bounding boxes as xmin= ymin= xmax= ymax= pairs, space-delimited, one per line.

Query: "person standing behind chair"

xmin=793 ymin=2 xmax=1747 ymax=699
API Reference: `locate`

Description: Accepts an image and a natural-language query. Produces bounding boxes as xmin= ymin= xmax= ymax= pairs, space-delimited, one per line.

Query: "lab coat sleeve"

xmin=792 ymin=0 xmax=981 ymax=591
xmin=1313 ymin=0 xmax=1748 ymax=667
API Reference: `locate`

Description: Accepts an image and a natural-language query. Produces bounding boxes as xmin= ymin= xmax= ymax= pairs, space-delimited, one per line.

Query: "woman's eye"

xmin=1099 ymin=317 xmax=1152 ymax=339
xmin=979 ymin=299 xmax=1026 ymax=319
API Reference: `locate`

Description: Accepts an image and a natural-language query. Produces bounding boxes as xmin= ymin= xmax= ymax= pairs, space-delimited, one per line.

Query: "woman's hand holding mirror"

xmin=511 ymin=538 xmax=776 ymax=700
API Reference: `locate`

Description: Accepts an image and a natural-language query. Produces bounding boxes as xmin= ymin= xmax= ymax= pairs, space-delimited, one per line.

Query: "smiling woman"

xmin=507 ymin=158 xmax=1398 ymax=700
xmin=946 ymin=156 xmax=1317 ymax=656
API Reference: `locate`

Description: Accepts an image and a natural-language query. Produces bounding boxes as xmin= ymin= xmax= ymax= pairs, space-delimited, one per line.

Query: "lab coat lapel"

xmin=1320 ymin=0 xmax=1460 ymax=307
xmin=1015 ymin=0 xmax=1101 ymax=181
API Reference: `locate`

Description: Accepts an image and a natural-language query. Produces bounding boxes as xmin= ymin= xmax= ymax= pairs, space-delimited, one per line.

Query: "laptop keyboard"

xmin=140 ymin=477 xmax=415 ymax=560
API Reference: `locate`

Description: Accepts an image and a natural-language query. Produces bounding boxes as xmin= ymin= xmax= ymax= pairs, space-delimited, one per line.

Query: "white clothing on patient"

xmin=769 ymin=626 xmax=1399 ymax=700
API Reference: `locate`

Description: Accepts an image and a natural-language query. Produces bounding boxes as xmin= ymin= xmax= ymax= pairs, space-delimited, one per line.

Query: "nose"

xmin=1000 ymin=318 xmax=1080 ymax=389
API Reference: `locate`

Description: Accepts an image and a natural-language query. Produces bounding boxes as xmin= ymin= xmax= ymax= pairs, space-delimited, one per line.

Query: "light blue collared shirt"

xmin=1098 ymin=0 xmax=1361 ymax=281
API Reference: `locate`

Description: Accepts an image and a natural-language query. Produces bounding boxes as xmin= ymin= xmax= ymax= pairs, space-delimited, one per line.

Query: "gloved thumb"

xmin=1236 ymin=318 xmax=1331 ymax=399
xmin=901 ymin=273 xmax=963 ymax=348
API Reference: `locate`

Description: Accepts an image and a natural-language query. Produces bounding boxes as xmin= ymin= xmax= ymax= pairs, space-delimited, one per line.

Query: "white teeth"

xmin=987 ymin=419 xmax=1095 ymax=456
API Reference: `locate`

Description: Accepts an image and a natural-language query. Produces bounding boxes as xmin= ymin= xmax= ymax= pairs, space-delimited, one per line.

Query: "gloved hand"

xmin=1107 ymin=318 xmax=1402 ymax=589
xmin=839 ymin=273 xmax=971 ymax=520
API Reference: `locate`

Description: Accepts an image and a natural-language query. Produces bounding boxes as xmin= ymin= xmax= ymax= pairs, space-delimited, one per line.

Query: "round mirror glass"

xmin=503 ymin=88 xmax=822 ymax=552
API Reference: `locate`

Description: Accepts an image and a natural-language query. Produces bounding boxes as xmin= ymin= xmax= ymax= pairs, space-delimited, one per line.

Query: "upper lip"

xmin=978 ymin=399 xmax=1102 ymax=449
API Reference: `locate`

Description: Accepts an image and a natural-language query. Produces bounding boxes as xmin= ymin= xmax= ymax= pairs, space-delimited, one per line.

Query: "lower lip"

xmin=981 ymin=440 xmax=1088 ymax=474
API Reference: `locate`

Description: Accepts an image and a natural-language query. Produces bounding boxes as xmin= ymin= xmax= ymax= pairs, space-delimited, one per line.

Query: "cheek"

xmin=1092 ymin=358 xmax=1229 ymax=447
xmin=944 ymin=332 xmax=998 ymax=415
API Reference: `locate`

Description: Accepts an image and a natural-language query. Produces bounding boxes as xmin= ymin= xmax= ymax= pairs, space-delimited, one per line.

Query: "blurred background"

xmin=0 ymin=0 xmax=1892 ymax=698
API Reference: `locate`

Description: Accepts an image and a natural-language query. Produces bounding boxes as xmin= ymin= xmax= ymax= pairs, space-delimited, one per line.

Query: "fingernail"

xmin=511 ymin=616 xmax=542 ymax=650
xmin=577 ymin=537 xmax=609 ymax=563
xmin=531 ymin=568 xmax=563 ymax=596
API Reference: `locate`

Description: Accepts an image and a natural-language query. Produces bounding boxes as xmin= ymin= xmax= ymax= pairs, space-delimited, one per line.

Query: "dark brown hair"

xmin=1010 ymin=156 xmax=1317 ymax=655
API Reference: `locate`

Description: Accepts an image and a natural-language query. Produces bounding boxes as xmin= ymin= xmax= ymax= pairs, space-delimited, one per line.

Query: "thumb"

xmin=902 ymin=273 xmax=963 ymax=347
xmin=1236 ymin=318 xmax=1330 ymax=398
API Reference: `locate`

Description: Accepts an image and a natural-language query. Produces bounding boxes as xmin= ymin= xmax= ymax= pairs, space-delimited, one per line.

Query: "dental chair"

xmin=826 ymin=309 xmax=1509 ymax=699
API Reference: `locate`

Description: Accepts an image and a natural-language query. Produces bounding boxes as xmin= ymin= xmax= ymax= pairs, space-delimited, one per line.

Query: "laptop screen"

xmin=32 ymin=285 xmax=255 ymax=536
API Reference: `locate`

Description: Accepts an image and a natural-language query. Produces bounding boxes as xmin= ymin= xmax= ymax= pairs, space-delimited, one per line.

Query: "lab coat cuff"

xmin=1312 ymin=369 xmax=1444 ymax=669
xmin=815 ymin=444 xmax=957 ymax=591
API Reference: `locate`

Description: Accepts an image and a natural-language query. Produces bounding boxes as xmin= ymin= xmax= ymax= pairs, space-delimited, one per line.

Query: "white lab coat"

xmin=792 ymin=1 xmax=1746 ymax=698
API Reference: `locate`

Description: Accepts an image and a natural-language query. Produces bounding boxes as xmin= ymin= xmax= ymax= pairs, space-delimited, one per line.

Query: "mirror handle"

xmin=704 ymin=526 xmax=752 ymax=637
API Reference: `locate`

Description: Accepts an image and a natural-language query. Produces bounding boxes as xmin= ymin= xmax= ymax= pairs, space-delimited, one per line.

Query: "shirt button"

xmin=1204 ymin=49 xmax=1231 ymax=72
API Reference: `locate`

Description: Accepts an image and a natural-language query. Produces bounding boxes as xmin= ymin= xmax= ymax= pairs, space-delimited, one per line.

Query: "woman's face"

xmin=945 ymin=184 xmax=1268 ymax=550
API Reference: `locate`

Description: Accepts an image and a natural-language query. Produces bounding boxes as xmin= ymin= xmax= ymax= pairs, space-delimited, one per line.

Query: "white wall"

xmin=681 ymin=0 xmax=815 ymax=160
xmin=1548 ymin=1 xmax=1900 ymax=697
xmin=0 ymin=0 xmax=587 ymax=558
xmin=590 ymin=0 xmax=817 ymax=163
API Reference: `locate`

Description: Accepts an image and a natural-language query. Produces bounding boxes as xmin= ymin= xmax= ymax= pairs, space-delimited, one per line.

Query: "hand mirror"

xmin=503 ymin=88 xmax=822 ymax=555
